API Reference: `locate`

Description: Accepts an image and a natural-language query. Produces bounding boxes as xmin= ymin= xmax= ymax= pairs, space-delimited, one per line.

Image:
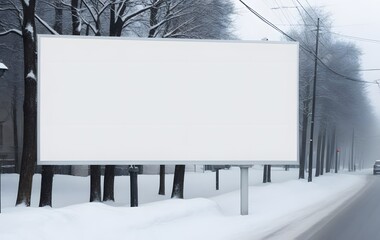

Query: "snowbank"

xmin=0 ymin=167 xmax=368 ymax=239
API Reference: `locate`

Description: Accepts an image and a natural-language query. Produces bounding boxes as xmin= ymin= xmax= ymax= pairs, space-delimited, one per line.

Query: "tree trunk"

xmin=171 ymin=165 xmax=185 ymax=198
xmin=53 ymin=0 xmax=63 ymax=34
xmin=320 ymin=129 xmax=326 ymax=175
xmin=39 ymin=165 xmax=53 ymax=207
xmin=325 ymin=131 xmax=331 ymax=173
xmin=148 ymin=1 xmax=159 ymax=38
xmin=342 ymin=148 xmax=346 ymax=170
xmin=158 ymin=165 xmax=165 ymax=195
xmin=101 ymin=0 xmax=126 ymax=200
xmin=0 ymin=123 xmax=3 ymax=146
xmin=350 ymin=129 xmax=355 ymax=171
xmin=11 ymin=84 xmax=19 ymax=173
xmin=16 ymin=0 xmax=38 ymax=206
xmin=103 ymin=165 xmax=115 ymax=201
xmin=71 ymin=0 xmax=81 ymax=35
xmin=109 ymin=1 xmax=116 ymax=36
xmin=263 ymin=165 xmax=271 ymax=182
xmin=90 ymin=165 xmax=101 ymax=202
xmin=329 ymin=129 xmax=336 ymax=171
xmin=110 ymin=1 xmax=127 ymax=37
xmin=102 ymin=0 xmax=149 ymax=200
xmin=315 ymin=129 xmax=322 ymax=177
xmin=39 ymin=0 xmax=64 ymax=207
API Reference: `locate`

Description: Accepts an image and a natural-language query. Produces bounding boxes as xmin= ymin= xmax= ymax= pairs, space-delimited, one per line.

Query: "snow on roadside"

xmin=212 ymin=172 xmax=368 ymax=239
xmin=0 ymin=168 xmax=368 ymax=240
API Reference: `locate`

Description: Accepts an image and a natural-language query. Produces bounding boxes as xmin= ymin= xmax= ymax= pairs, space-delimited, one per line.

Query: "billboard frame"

xmin=37 ymin=34 xmax=299 ymax=166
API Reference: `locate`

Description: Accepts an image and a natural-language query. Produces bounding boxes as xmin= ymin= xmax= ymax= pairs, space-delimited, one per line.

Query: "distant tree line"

xmin=291 ymin=9 xmax=377 ymax=180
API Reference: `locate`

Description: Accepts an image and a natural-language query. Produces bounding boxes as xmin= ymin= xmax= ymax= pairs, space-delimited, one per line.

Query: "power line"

xmin=271 ymin=0 xmax=300 ymax=36
xmin=328 ymin=31 xmax=380 ymax=44
xmin=292 ymin=0 xmax=331 ymax=49
xmin=239 ymin=0 xmax=378 ymax=85
xmin=304 ymin=0 xmax=319 ymax=17
xmin=269 ymin=0 xmax=315 ymax=50
xmin=269 ymin=0 xmax=330 ymax=53
xmin=294 ymin=0 xmax=316 ymax=24
xmin=317 ymin=60 xmax=376 ymax=84
xmin=276 ymin=23 xmax=315 ymax=27
xmin=291 ymin=4 xmax=319 ymax=48
xmin=239 ymin=0 xmax=298 ymax=41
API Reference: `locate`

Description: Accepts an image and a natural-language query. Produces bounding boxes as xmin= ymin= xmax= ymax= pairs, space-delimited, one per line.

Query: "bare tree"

xmin=39 ymin=0 xmax=63 ymax=207
xmin=16 ymin=0 xmax=38 ymax=206
xmin=103 ymin=0 xmax=166 ymax=201
xmin=166 ymin=0 xmax=235 ymax=197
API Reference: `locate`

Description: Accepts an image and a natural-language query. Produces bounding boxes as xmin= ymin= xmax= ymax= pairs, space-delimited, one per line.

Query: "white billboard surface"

xmin=38 ymin=35 xmax=298 ymax=164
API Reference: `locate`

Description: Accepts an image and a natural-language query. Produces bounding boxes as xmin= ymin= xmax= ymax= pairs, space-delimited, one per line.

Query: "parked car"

xmin=373 ymin=160 xmax=380 ymax=175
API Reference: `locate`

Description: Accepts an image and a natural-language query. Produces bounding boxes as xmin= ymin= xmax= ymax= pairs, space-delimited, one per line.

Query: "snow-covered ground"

xmin=0 ymin=167 xmax=368 ymax=240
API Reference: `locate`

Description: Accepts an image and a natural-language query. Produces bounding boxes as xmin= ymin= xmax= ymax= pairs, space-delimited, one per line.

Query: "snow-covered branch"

xmin=149 ymin=11 xmax=190 ymax=33
xmin=81 ymin=0 xmax=98 ymax=23
xmin=40 ymin=0 xmax=70 ymax=10
xmin=115 ymin=0 xmax=128 ymax=21
xmin=163 ymin=17 xmax=197 ymax=38
xmin=0 ymin=28 xmax=22 ymax=37
xmin=79 ymin=16 xmax=97 ymax=35
xmin=121 ymin=4 xmax=152 ymax=23
xmin=35 ymin=14 xmax=59 ymax=35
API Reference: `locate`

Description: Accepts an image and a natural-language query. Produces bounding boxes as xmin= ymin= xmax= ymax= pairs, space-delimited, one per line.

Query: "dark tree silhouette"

xmin=16 ymin=0 xmax=38 ymax=206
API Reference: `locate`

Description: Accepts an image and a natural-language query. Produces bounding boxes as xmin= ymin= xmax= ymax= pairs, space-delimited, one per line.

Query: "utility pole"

xmin=308 ymin=18 xmax=320 ymax=182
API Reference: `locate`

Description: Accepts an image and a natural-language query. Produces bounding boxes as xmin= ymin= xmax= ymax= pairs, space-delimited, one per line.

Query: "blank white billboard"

xmin=38 ymin=35 xmax=298 ymax=165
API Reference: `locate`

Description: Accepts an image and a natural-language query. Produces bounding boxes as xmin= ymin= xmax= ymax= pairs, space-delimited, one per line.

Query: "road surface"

xmin=297 ymin=175 xmax=380 ymax=240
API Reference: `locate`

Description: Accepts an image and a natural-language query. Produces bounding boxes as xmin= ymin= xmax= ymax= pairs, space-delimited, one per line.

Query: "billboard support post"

xmin=216 ymin=168 xmax=220 ymax=190
xmin=240 ymin=166 xmax=250 ymax=216
xmin=129 ymin=165 xmax=139 ymax=207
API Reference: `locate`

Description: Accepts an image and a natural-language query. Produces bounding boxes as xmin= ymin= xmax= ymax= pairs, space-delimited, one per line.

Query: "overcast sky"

xmin=233 ymin=0 xmax=380 ymax=117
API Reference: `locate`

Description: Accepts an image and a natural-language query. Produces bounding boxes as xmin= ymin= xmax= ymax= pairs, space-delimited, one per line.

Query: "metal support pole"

xmin=240 ymin=166 xmax=249 ymax=215
xmin=216 ymin=168 xmax=220 ymax=190
xmin=129 ymin=165 xmax=139 ymax=207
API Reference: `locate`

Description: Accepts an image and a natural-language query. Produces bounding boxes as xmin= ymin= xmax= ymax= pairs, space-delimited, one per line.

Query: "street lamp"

xmin=0 ymin=62 xmax=8 ymax=78
xmin=0 ymin=61 xmax=7 ymax=213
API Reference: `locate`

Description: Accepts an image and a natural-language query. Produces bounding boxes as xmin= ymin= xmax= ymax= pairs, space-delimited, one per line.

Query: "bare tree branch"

xmin=82 ymin=0 xmax=98 ymax=23
xmin=163 ymin=17 xmax=196 ymax=38
xmin=0 ymin=28 xmax=22 ymax=37
xmin=35 ymin=14 xmax=59 ymax=35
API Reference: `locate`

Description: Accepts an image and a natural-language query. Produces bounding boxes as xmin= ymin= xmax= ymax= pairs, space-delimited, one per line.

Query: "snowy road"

xmin=297 ymin=174 xmax=380 ymax=240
